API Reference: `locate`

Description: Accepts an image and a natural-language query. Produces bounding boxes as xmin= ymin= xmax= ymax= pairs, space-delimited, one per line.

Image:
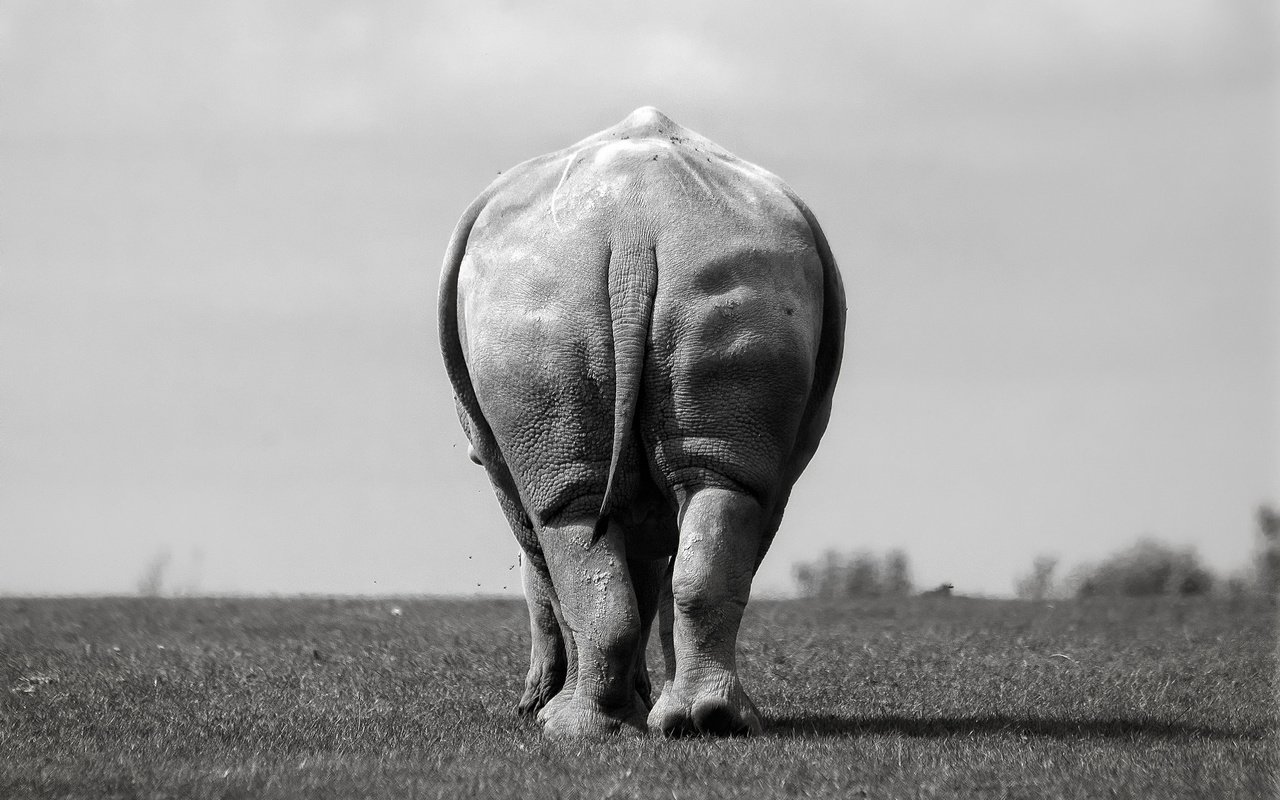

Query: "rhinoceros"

xmin=439 ymin=107 xmax=845 ymax=737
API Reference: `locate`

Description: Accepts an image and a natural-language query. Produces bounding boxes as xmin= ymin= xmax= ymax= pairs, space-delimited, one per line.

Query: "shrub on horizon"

xmin=1072 ymin=538 xmax=1214 ymax=598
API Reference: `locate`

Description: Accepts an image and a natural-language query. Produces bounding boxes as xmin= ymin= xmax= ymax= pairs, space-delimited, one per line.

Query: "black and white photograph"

xmin=1 ymin=2 xmax=1275 ymax=797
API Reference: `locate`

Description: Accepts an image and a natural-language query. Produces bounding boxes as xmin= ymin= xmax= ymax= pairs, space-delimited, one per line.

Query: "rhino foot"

xmin=541 ymin=696 xmax=648 ymax=738
xmin=535 ymin=686 xmax=572 ymax=725
xmin=516 ymin=682 xmax=556 ymax=717
xmin=648 ymin=677 xmax=761 ymax=737
xmin=516 ymin=661 xmax=565 ymax=716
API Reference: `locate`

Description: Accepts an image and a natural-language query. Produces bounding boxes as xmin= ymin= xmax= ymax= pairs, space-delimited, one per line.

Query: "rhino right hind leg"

xmin=648 ymin=485 xmax=764 ymax=737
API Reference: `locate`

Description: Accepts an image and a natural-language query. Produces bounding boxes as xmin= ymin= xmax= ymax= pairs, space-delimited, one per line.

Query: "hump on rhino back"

xmin=589 ymin=105 xmax=686 ymax=141
xmin=477 ymin=106 xmax=813 ymax=253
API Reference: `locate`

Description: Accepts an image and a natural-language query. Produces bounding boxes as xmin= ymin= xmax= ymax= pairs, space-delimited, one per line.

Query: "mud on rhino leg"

xmin=648 ymin=486 xmax=764 ymax=737
xmin=516 ymin=554 xmax=567 ymax=716
xmin=537 ymin=555 xmax=664 ymax=721
xmin=537 ymin=515 xmax=647 ymax=737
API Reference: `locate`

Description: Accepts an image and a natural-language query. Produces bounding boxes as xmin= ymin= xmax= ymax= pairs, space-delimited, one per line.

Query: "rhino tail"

xmin=438 ymin=188 xmax=498 ymax=468
xmin=594 ymin=242 xmax=659 ymax=543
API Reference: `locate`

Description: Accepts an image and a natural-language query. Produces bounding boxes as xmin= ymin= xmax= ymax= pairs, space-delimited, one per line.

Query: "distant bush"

xmin=793 ymin=548 xmax=913 ymax=598
xmin=1071 ymin=539 xmax=1214 ymax=598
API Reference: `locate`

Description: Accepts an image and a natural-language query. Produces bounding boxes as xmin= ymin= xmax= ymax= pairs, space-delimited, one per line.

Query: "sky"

xmin=0 ymin=1 xmax=1276 ymax=597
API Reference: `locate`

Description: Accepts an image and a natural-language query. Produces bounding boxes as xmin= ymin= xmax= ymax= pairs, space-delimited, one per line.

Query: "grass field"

xmin=1 ymin=595 xmax=1275 ymax=798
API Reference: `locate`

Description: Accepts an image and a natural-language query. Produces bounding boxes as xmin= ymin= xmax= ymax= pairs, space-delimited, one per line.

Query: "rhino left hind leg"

xmin=537 ymin=515 xmax=648 ymax=737
xmin=539 ymin=556 xmax=661 ymax=723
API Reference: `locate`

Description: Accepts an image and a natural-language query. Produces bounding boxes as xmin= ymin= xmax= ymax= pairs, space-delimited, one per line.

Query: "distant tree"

xmin=843 ymin=552 xmax=882 ymax=596
xmin=1255 ymin=505 xmax=1279 ymax=595
xmin=883 ymin=549 xmax=913 ymax=596
xmin=793 ymin=563 xmax=817 ymax=598
xmin=1073 ymin=539 xmax=1214 ymax=598
xmin=793 ymin=549 xmax=840 ymax=599
xmin=820 ymin=549 xmax=844 ymax=598
xmin=1014 ymin=555 xmax=1059 ymax=601
xmin=136 ymin=548 xmax=172 ymax=597
xmin=793 ymin=549 xmax=914 ymax=598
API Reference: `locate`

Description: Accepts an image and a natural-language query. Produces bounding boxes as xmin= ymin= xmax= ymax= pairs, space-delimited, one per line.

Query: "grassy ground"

xmin=1 ymin=595 xmax=1274 ymax=799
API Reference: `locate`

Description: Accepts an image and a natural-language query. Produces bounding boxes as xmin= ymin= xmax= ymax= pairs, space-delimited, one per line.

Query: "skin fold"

xmin=439 ymin=107 xmax=845 ymax=737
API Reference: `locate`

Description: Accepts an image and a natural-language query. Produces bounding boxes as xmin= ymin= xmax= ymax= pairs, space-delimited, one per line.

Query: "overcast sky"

xmin=1 ymin=1 xmax=1275 ymax=596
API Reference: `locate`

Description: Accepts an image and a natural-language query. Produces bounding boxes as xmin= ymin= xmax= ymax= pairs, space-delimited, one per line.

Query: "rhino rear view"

xmin=439 ymin=106 xmax=845 ymax=737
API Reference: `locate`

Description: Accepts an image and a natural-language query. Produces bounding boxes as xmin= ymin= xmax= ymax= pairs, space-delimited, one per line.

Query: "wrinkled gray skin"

xmin=439 ymin=107 xmax=845 ymax=737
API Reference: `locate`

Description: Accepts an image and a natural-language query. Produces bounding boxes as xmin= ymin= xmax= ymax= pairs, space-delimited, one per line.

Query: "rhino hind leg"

xmin=539 ymin=555 xmax=662 ymax=724
xmin=536 ymin=515 xmax=648 ymax=738
xmin=648 ymin=486 xmax=764 ymax=737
